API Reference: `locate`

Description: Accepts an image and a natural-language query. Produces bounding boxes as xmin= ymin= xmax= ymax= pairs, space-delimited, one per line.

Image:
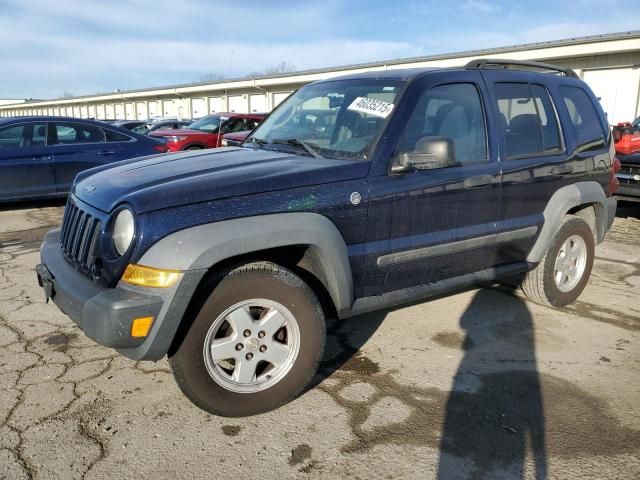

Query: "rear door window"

xmin=494 ymin=83 xmax=562 ymax=159
xmin=52 ymin=123 xmax=105 ymax=145
xmin=0 ymin=123 xmax=47 ymax=149
xmin=559 ymin=86 xmax=605 ymax=152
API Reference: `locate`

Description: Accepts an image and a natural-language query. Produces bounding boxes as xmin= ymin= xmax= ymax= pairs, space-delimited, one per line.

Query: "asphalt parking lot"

xmin=0 ymin=202 xmax=639 ymax=480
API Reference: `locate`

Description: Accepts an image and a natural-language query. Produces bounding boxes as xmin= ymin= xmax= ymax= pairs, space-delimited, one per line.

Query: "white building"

xmin=1 ymin=30 xmax=639 ymax=124
xmin=0 ymin=99 xmax=28 ymax=106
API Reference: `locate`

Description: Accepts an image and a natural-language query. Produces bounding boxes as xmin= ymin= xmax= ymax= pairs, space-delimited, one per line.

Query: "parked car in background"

xmin=221 ymin=130 xmax=251 ymax=146
xmin=146 ymin=120 xmax=191 ymax=135
xmin=616 ymin=151 xmax=640 ymax=202
xmin=110 ymin=120 xmax=149 ymax=135
xmin=0 ymin=116 xmax=167 ymax=202
xmin=611 ymin=116 xmax=640 ymax=202
xmin=149 ymin=113 xmax=265 ymax=151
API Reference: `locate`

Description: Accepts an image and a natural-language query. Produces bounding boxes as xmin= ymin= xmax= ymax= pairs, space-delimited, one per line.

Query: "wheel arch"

xmin=527 ymin=181 xmax=609 ymax=263
xmin=138 ymin=213 xmax=354 ymax=316
xmin=181 ymin=142 xmax=205 ymax=150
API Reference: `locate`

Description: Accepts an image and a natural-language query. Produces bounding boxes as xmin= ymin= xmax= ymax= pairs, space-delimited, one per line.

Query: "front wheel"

xmin=169 ymin=262 xmax=326 ymax=417
xmin=521 ymin=216 xmax=595 ymax=307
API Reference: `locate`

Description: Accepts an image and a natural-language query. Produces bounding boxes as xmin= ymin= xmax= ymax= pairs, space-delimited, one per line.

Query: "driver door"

xmin=364 ymin=72 xmax=502 ymax=296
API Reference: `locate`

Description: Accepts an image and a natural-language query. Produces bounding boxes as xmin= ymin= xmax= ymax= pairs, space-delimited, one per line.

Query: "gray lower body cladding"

xmin=38 ymin=229 xmax=206 ymax=360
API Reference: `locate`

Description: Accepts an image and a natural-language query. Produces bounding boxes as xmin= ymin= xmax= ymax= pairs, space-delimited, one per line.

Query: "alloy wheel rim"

xmin=203 ymin=299 xmax=300 ymax=393
xmin=553 ymin=234 xmax=587 ymax=293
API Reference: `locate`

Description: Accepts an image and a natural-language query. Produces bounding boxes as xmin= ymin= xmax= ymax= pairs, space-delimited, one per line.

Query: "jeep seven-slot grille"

xmin=59 ymin=199 xmax=101 ymax=275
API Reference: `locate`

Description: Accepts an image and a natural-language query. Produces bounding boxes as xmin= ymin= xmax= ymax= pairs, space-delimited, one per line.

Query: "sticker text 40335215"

xmin=347 ymin=97 xmax=395 ymax=118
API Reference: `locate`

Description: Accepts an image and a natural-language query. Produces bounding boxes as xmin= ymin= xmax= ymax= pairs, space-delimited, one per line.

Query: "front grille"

xmin=59 ymin=198 xmax=102 ymax=275
xmin=620 ymin=164 xmax=640 ymax=175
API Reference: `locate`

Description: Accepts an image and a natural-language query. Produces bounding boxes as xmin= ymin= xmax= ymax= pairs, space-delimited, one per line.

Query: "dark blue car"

xmin=0 ymin=116 xmax=167 ymax=202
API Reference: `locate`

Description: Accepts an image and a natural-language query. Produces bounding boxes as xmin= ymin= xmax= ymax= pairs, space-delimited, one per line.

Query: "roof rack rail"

xmin=465 ymin=58 xmax=579 ymax=79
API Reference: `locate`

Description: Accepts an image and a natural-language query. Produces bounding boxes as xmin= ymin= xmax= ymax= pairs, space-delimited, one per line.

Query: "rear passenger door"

xmin=50 ymin=121 xmax=111 ymax=193
xmin=0 ymin=122 xmax=56 ymax=200
xmin=479 ymin=72 xmax=570 ymax=264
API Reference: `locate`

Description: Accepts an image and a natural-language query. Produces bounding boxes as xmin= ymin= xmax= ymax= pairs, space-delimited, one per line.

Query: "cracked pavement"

xmin=0 ymin=202 xmax=639 ymax=479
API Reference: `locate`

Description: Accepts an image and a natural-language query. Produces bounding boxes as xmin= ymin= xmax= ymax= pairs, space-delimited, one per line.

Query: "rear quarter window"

xmin=559 ymin=86 xmax=605 ymax=152
xmin=105 ymin=129 xmax=132 ymax=142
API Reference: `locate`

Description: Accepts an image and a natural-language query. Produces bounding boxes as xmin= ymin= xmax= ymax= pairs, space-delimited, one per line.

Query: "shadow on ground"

xmin=616 ymin=199 xmax=640 ymax=219
xmin=0 ymin=198 xmax=66 ymax=213
xmin=312 ymin=287 xmax=640 ymax=478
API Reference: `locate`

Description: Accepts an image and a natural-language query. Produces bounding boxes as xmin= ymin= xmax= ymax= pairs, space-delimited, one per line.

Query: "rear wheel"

xmin=521 ymin=216 xmax=594 ymax=307
xmin=169 ymin=262 xmax=326 ymax=417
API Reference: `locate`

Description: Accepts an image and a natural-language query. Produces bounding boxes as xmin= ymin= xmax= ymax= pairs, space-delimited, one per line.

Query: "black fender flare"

xmin=138 ymin=212 xmax=354 ymax=314
xmin=527 ymin=181 xmax=614 ymax=263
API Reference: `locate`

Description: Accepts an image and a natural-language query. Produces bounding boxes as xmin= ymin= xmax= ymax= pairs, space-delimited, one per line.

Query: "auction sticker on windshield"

xmin=348 ymin=97 xmax=395 ymax=118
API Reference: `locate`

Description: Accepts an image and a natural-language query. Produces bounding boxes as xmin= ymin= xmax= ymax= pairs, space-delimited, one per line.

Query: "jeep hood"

xmin=73 ymin=147 xmax=370 ymax=213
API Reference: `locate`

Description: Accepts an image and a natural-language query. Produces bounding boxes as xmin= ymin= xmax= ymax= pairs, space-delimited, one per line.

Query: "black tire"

xmin=169 ymin=262 xmax=326 ymax=417
xmin=184 ymin=145 xmax=203 ymax=150
xmin=521 ymin=216 xmax=595 ymax=307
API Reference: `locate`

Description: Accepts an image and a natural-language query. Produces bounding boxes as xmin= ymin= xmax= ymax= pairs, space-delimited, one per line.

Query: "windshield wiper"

xmin=273 ymin=138 xmax=324 ymax=159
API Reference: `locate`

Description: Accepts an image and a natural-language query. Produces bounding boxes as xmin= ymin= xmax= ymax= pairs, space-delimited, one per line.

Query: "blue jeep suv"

xmin=37 ymin=59 xmax=618 ymax=416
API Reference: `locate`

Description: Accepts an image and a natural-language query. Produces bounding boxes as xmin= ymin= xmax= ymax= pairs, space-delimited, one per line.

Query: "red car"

xmin=150 ymin=113 xmax=265 ymax=152
xmin=221 ymin=130 xmax=252 ymax=147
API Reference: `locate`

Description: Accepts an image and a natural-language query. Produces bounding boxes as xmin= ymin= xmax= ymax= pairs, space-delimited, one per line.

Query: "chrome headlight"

xmin=113 ymin=209 xmax=135 ymax=256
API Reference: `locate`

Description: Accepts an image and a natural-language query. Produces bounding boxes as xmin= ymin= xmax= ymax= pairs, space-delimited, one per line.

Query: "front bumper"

xmin=37 ymin=229 xmax=206 ymax=360
xmin=616 ymin=184 xmax=640 ymax=201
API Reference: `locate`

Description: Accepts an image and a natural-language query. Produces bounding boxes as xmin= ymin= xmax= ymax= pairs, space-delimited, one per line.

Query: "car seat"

xmin=506 ymin=114 xmax=542 ymax=157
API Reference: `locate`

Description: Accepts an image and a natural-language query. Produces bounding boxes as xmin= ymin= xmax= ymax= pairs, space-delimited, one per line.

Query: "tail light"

xmin=609 ymin=156 xmax=622 ymax=196
xmin=153 ymin=144 xmax=168 ymax=153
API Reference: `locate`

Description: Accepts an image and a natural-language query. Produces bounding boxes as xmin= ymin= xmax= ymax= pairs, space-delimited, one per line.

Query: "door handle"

xmin=551 ymin=164 xmax=573 ymax=175
xmin=97 ymin=150 xmax=115 ymax=156
xmin=464 ymin=175 xmax=494 ymax=188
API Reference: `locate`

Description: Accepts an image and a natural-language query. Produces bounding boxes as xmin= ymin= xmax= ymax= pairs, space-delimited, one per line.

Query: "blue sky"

xmin=1 ymin=0 xmax=638 ymax=99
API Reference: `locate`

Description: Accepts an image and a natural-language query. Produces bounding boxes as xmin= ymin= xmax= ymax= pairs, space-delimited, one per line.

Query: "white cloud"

xmin=0 ymin=33 xmax=421 ymax=97
xmin=2 ymin=0 xmax=640 ymax=98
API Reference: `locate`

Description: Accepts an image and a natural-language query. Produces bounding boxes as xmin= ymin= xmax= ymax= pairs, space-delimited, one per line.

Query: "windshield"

xmin=247 ymin=79 xmax=405 ymax=160
xmin=189 ymin=115 xmax=226 ymax=133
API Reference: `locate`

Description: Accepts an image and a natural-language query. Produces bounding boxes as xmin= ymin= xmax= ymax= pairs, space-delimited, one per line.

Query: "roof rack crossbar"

xmin=465 ymin=58 xmax=579 ymax=78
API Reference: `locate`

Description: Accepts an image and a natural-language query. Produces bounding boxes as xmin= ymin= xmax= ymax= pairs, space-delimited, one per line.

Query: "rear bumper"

xmin=38 ymin=229 xmax=206 ymax=360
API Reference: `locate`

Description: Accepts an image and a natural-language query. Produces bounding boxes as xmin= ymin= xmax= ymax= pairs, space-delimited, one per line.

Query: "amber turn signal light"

xmin=121 ymin=264 xmax=180 ymax=288
xmin=131 ymin=316 xmax=154 ymax=338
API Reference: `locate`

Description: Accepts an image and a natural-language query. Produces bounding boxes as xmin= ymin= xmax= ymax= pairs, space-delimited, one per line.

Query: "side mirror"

xmin=391 ymin=136 xmax=456 ymax=174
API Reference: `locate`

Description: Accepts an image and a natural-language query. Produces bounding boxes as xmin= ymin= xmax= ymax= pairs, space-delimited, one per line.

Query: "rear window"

xmin=559 ymin=86 xmax=605 ymax=152
xmin=494 ymin=83 xmax=562 ymax=159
